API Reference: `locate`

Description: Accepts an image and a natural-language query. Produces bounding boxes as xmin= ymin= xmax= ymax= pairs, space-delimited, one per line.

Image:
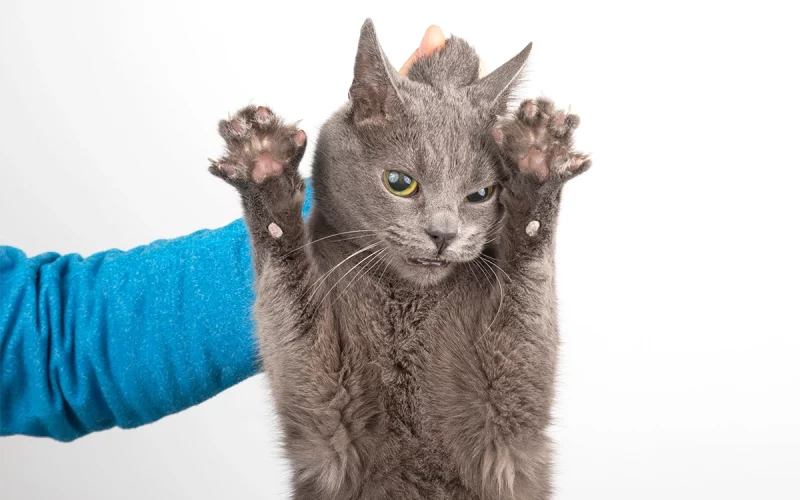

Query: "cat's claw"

xmin=494 ymin=97 xmax=591 ymax=184
xmin=209 ymin=104 xmax=306 ymax=186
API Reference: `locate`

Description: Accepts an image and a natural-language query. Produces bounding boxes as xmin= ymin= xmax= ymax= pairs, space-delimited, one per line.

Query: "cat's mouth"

xmin=407 ymin=257 xmax=449 ymax=267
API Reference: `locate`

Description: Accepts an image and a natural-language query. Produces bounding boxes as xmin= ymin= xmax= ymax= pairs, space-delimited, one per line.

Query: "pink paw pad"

xmin=294 ymin=130 xmax=307 ymax=147
xmin=519 ymin=147 xmax=549 ymax=180
xmin=522 ymin=100 xmax=537 ymax=118
xmin=252 ymin=154 xmax=284 ymax=183
xmin=491 ymin=127 xmax=503 ymax=144
xmin=255 ymin=106 xmax=272 ymax=123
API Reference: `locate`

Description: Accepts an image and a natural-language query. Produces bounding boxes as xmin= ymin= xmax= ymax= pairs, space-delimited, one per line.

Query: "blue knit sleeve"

xmin=0 ymin=183 xmax=313 ymax=441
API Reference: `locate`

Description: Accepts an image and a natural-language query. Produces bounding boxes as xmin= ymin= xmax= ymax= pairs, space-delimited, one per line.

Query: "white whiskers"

xmin=329 ymin=247 xmax=389 ymax=309
xmin=479 ymin=255 xmax=512 ymax=282
xmin=311 ymin=245 xmax=386 ymax=317
xmin=306 ymin=242 xmax=382 ymax=304
xmin=471 ymin=256 xmax=506 ymax=349
xmin=287 ymin=229 xmax=378 ymax=254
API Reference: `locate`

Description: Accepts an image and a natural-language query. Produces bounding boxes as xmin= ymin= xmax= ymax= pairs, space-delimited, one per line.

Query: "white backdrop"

xmin=1 ymin=1 xmax=799 ymax=499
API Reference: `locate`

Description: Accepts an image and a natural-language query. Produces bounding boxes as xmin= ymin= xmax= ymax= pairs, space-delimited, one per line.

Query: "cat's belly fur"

xmin=257 ymin=273 xmax=491 ymax=499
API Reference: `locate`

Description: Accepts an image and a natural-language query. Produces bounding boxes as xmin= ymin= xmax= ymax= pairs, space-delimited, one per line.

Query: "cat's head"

xmin=312 ymin=19 xmax=530 ymax=286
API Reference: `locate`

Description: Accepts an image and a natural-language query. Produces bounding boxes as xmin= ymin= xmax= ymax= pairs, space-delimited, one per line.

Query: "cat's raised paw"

xmin=209 ymin=105 xmax=307 ymax=186
xmin=493 ymin=98 xmax=591 ymax=184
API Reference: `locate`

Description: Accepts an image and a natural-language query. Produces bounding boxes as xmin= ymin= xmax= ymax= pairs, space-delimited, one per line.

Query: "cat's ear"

xmin=349 ymin=19 xmax=404 ymax=126
xmin=469 ymin=43 xmax=532 ymax=114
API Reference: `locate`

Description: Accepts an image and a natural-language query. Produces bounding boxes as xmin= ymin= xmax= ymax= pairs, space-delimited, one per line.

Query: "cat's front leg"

xmin=210 ymin=106 xmax=376 ymax=500
xmin=491 ymin=97 xmax=591 ymax=262
xmin=209 ymin=104 xmax=308 ymax=275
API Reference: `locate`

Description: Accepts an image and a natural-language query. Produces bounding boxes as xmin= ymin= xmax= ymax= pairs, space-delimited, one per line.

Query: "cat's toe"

xmin=567 ymin=152 xmax=592 ymax=176
xmin=550 ymin=110 xmax=580 ymax=139
xmin=218 ymin=116 xmax=251 ymax=143
xmin=518 ymin=98 xmax=579 ymax=139
xmin=519 ymin=98 xmax=555 ymax=127
xmin=294 ymin=129 xmax=307 ymax=147
xmin=208 ymin=158 xmax=247 ymax=182
xmin=264 ymin=128 xmax=307 ymax=165
xmin=254 ymin=105 xmax=274 ymax=125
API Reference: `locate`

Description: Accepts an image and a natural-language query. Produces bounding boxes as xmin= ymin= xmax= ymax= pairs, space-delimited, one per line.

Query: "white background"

xmin=1 ymin=1 xmax=799 ymax=499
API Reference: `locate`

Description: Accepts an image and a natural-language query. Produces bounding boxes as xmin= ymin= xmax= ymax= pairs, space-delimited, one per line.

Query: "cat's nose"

xmin=426 ymin=229 xmax=458 ymax=254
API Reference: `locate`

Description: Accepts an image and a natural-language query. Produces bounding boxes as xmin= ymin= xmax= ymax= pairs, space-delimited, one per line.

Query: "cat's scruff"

xmin=210 ymin=19 xmax=590 ymax=500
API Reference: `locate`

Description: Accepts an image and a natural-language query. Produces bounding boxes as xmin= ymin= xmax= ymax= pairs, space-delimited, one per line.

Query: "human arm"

xmin=0 ymin=185 xmax=313 ymax=442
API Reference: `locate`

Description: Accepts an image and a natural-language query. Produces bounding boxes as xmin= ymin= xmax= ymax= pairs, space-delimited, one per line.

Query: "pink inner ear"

xmin=519 ymin=147 xmax=549 ymax=180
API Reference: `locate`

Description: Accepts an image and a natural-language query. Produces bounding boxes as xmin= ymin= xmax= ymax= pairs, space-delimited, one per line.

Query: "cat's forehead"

xmin=403 ymin=84 xmax=486 ymax=128
xmin=397 ymin=88 xmax=497 ymax=188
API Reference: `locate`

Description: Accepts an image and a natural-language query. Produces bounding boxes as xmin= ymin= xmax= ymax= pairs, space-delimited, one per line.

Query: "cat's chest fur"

xmin=338 ymin=278 xmax=447 ymax=433
xmin=322 ymin=275 xmax=469 ymax=495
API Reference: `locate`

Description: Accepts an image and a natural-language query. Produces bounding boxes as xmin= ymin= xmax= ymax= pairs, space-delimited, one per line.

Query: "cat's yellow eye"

xmin=465 ymin=185 xmax=495 ymax=203
xmin=383 ymin=170 xmax=419 ymax=197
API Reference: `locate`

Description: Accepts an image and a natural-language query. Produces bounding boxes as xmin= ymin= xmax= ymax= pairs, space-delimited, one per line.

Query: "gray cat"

xmin=209 ymin=19 xmax=590 ymax=500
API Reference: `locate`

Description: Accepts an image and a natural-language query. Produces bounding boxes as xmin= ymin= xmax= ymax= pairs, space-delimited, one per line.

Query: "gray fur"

xmin=210 ymin=18 xmax=591 ymax=500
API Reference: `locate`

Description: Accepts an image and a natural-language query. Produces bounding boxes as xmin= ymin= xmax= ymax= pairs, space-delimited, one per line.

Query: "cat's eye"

xmin=383 ymin=170 xmax=419 ymax=197
xmin=465 ymin=186 xmax=496 ymax=203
